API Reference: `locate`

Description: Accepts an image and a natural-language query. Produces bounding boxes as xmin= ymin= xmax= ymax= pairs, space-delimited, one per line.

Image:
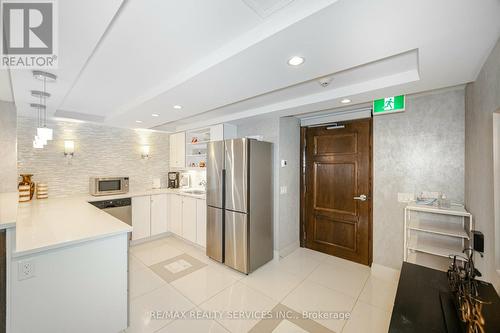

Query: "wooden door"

xmin=302 ymin=118 xmax=372 ymax=265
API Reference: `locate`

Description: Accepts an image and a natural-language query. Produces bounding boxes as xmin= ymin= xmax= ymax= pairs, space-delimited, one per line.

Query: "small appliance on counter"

xmin=179 ymin=172 xmax=191 ymax=188
xmin=168 ymin=172 xmax=180 ymax=188
xmin=89 ymin=176 xmax=129 ymax=196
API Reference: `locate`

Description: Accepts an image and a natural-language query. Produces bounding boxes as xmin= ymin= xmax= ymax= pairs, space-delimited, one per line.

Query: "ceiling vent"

xmin=242 ymin=0 xmax=295 ymax=18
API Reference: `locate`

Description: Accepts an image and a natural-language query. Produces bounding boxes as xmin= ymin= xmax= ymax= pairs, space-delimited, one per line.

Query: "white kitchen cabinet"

xmin=182 ymin=196 xmax=197 ymax=243
xmin=169 ymin=131 xmax=186 ymax=168
xmin=150 ymin=194 xmax=168 ymax=236
xmin=131 ymin=196 xmax=151 ymax=240
xmin=196 ymin=198 xmax=207 ymax=247
xmin=170 ymin=194 xmax=183 ymax=235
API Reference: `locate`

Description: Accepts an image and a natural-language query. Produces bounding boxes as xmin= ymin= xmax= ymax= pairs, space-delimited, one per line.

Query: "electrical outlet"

xmin=397 ymin=193 xmax=415 ymax=203
xmin=18 ymin=260 xmax=35 ymax=280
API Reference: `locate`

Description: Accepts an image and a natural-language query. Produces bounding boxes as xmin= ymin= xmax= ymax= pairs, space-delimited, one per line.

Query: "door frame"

xmin=299 ymin=118 xmax=373 ymax=265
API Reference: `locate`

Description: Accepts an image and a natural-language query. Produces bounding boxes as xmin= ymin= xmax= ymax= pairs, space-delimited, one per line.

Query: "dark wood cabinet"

xmin=0 ymin=230 xmax=5 ymax=333
xmin=389 ymin=262 xmax=500 ymax=332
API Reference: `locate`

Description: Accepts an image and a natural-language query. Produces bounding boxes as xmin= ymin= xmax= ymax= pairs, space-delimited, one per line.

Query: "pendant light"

xmin=31 ymin=103 xmax=47 ymax=148
xmin=31 ymin=71 xmax=56 ymax=148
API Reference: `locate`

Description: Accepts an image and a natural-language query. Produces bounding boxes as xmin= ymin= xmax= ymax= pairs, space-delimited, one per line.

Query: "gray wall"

xmin=465 ymin=37 xmax=500 ymax=291
xmin=236 ymin=116 xmax=281 ymax=253
xmin=0 ymin=101 xmax=17 ymax=193
xmin=278 ymin=117 xmax=301 ymax=255
xmin=17 ymin=116 xmax=170 ymax=197
xmin=373 ymin=87 xmax=465 ymax=269
xmin=236 ymin=116 xmax=301 ymax=257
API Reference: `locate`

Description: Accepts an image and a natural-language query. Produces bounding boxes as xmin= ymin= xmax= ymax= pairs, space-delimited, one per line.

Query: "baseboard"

xmin=129 ymin=232 xmax=172 ymax=246
xmin=371 ymin=263 xmax=401 ymax=282
xmin=170 ymin=233 xmax=206 ymax=251
xmin=279 ymin=241 xmax=300 ymax=259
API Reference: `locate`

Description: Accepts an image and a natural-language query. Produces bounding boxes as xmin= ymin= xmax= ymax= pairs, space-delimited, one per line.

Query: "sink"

xmin=181 ymin=189 xmax=206 ymax=195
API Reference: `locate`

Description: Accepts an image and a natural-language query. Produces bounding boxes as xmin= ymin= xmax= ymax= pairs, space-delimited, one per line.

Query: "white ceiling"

xmin=8 ymin=0 xmax=124 ymax=119
xmin=3 ymin=0 xmax=500 ymax=131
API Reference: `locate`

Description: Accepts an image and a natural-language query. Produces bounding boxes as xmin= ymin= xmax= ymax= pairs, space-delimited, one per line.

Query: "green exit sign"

xmin=373 ymin=95 xmax=405 ymax=115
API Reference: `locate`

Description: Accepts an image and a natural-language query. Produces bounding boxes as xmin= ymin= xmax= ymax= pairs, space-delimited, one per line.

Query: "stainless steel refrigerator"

xmin=206 ymin=138 xmax=273 ymax=274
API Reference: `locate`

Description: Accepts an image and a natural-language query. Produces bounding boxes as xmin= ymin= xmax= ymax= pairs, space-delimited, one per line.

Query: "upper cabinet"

xmin=169 ymin=132 xmax=186 ymax=168
xmin=185 ymin=124 xmax=237 ymax=169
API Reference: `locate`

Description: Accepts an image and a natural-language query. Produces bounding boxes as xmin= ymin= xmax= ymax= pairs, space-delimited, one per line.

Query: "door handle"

xmin=354 ymin=194 xmax=367 ymax=201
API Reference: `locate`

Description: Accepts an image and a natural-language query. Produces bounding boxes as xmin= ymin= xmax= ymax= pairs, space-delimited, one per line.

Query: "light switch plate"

xmin=281 ymin=160 xmax=287 ymax=167
xmin=397 ymin=193 xmax=415 ymax=203
xmin=280 ymin=186 xmax=287 ymax=195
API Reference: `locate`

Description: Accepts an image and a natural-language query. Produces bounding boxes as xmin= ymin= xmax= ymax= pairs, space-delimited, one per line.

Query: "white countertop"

xmin=86 ymin=188 xmax=206 ymax=201
xmin=0 ymin=192 xmax=18 ymax=230
xmin=4 ymin=187 xmax=205 ymax=257
xmin=15 ymin=196 xmax=133 ymax=257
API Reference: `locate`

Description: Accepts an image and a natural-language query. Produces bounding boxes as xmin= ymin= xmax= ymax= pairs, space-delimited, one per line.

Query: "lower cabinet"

xmin=1 ymin=230 xmax=5 ymax=333
xmin=170 ymin=194 xmax=183 ymax=235
xmin=131 ymin=192 xmax=207 ymax=247
xmin=196 ymin=199 xmax=207 ymax=248
xmin=151 ymin=194 xmax=168 ymax=236
xmin=181 ymin=197 xmax=197 ymax=243
xmin=131 ymin=196 xmax=151 ymax=241
xmin=132 ymin=194 xmax=168 ymax=241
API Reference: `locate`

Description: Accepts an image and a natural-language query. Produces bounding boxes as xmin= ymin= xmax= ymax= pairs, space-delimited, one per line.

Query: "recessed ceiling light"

xmin=135 ymin=120 xmax=143 ymax=123
xmin=287 ymin=56 xmax=305 ymax=66
xmin=341 ymin=98 xmax=351 ymax=104
xmin=173 ymin=105 xmax=182 ymax=109
xmin=151 ymin=113 xmax=159 ymax=117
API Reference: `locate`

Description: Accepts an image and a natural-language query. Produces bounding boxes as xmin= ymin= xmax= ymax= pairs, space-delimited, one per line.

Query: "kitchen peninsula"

xmin=0 ymin=192 xmax=132 ymax=333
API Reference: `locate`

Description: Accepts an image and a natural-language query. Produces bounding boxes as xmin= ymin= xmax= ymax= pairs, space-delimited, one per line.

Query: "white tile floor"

xmin=125 ymin=236 xmax=399 ymax=333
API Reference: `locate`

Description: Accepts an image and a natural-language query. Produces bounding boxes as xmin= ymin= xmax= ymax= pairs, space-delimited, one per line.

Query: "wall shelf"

xmin=187 ymin=141 xmax=209 ymax=146
xmin=404 ymin=202 xmax=472 ymax=271
xmin=407 ymin=237 xmax=465 ymax=260
xmin=408 ymin=219 xmax=470 ymax=239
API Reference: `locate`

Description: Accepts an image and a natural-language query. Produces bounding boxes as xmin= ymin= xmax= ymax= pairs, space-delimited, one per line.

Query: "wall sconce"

xmin=141 ymin=145 xmax=150 ymax=159
xmin=64 ymin=140 xmax=75 ymax=158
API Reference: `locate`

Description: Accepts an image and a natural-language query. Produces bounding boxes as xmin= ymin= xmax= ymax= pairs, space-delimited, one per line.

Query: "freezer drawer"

xmin=225 ymin=210 xmax=248 ymax=273
xmin=206 ymin=206 xmax=223 ymax=263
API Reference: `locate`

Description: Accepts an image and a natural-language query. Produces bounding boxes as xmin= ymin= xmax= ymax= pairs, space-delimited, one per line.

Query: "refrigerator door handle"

xmin=222 ymin=169 xmax=226 ymax=209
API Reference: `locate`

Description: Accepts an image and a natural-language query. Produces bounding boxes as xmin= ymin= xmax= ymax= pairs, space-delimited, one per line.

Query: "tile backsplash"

xmin=17 ymin=116 xmax=170 ymax=197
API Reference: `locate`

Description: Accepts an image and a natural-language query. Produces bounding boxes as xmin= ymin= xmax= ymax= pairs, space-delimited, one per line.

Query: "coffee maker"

xmin=168 ymin=172 xmax=180 ymax=188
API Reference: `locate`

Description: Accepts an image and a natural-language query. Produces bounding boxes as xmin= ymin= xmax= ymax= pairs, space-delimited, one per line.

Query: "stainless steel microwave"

xmin=89 ymin=177 xmax=129 ymax=196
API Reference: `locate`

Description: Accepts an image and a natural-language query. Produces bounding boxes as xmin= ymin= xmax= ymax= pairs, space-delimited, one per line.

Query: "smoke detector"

xmin=318 ymin=77 xmax=333 ymax=87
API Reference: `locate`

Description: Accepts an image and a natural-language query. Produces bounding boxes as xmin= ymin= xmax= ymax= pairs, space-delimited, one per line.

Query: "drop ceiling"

xmin=3 ymin=0 xmax=500 ymax=132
